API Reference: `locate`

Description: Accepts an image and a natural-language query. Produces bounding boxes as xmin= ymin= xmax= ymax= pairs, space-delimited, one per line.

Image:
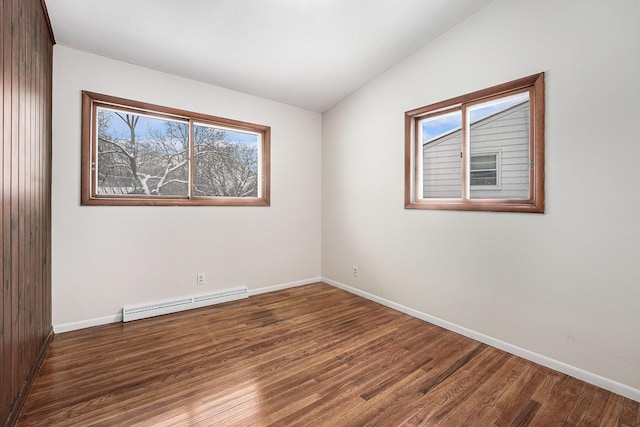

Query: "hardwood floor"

xmin=17 ymin=283 xmax=639 ymax=426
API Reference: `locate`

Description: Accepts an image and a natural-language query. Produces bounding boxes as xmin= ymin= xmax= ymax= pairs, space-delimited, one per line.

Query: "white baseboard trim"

xmin=53 ymin=277 xmax=322 ymax=334
xmin=54 ymin=314 xmax=122 ymax=334
xmin=322 ymin=277 xmax=640 ymax=403
xmin=248 ymin=276 xmax=322 ymax=296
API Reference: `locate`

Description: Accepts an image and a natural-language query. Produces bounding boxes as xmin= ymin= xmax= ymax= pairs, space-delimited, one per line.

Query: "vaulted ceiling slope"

xmin=45 ymin=0 xmax=494 ymax=112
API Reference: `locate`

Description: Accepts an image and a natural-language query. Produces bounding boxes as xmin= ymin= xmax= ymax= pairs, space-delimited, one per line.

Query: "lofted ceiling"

xmin=44 ymin=0 xmax=494 ymax=112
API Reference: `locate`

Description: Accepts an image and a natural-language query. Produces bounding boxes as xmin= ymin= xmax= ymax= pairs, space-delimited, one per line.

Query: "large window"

xmin=405 ymin=73 xmax=545 ymax=213
xmin=81 ymin=91 xmax=270 ymax=206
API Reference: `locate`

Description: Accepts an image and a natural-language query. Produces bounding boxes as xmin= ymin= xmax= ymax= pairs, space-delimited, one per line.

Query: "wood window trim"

xmin=81 ymin=91 xmax=271 ymax=206
xmin=404 ymin=72 xmax=545 ymax=213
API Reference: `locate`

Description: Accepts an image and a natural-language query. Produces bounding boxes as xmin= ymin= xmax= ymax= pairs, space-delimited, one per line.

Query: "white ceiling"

xmin=45 ymin=0 xmax=494 ymax=112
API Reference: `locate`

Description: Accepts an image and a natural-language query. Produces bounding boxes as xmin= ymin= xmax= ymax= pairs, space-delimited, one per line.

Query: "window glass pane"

xmin=421 ymin=110 xmax=462 ymax=198
xmin=468 ymin=92 xmax=530 ymax=199
xmin=96 ymin=107 xmax=189 ymax=196
xmin=193 ymin=123 xmax=260 ymax=197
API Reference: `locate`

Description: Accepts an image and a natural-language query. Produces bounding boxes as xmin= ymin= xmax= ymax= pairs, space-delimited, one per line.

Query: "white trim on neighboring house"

xmin=469 ymin=150 xmax=501 ymax=190
xmin=322 ymin=277 xmax=640 ymax=403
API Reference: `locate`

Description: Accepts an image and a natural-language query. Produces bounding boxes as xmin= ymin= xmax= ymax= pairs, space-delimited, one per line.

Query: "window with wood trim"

xmin=81 ymin=91 xmax=270 ymax=206
xmin=405 ymin=73 xmax=545 ymax=213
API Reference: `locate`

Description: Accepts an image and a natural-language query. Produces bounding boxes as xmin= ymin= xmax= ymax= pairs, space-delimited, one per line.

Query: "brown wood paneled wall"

xmin=1 ymin=0 xmax=54 ymax=425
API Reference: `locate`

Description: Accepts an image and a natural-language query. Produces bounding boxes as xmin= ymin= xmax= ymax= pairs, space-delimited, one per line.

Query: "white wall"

xmin=322 ymin=0 xmax=640 ymax=396
xmin=52 ymin=46 xmax=322 ymax=328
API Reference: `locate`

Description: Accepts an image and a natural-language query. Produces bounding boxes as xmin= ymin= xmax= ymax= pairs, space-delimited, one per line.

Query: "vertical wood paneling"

xmin=0 ymin=0 xmax=53 ymax=425
xmin=0 ymin=0 xmax=6 ymax=419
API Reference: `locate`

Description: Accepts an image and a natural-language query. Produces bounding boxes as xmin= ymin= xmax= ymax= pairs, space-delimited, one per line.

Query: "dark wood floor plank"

xmin=598 ymin=392 xmax=626 ymax=427
xmin=331 ymin=341 xmax=494 ymax=426
xmin=566 ymin=383 xmax=599 ymax=425
xmin=619 ymin=398 xmax=640 ymax=427
xmin=44 ymin=305 xmax=399 ymax=424
xmin=580 ymin=385 xmax=616 ymax=426
xmin=269 ymin=327 xmax=466 ymax=426
xmin=468 ymin=360 xmax=538 ymax=426
xmin=402 ymin=347 xmax=511 ymax=426
xmin=527 ymin=374 xmax=583 ymax=425
xmin=430 ymin=352 xmax=525 ymax=426
xmin=253 ymin=322 xmax=444 ymax=425
xmin=491 ymin=365 xmax=558 ymax=426
xmin=16 ymin=283 xmax=639 ymax=426
xmin=511 ymin=399 xmax=541 ymax=427
xmin=175 ymin=319 xmax=412 ymax=426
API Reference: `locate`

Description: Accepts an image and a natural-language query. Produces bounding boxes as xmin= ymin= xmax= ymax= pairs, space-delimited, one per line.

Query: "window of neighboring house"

xmin=470 ymin=153 xmax=498 ymax=187
xmin=81 ymin=91 xmax=270 ymax=206
xmin=405 ymin=73 xmax=545 ymax=213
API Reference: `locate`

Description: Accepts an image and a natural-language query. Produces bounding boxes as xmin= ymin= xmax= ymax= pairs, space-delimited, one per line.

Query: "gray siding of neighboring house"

xmin=422 ymin=132 xmax=462 ymax=198
xmin=423 ymin=101 xmax=530 ymax=199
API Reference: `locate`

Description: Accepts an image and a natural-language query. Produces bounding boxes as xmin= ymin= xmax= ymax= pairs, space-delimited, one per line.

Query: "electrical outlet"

xmin=197 ymin=273 xmax=205 ymax=285
xmin=352 ymin=266 xmax=358 ymax=277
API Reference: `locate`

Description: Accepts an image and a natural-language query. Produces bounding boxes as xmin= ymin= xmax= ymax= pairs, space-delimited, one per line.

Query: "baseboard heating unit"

xmin=122 ymin=287 xmax=248 ymax=322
